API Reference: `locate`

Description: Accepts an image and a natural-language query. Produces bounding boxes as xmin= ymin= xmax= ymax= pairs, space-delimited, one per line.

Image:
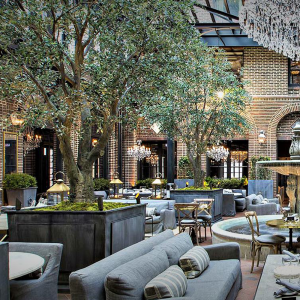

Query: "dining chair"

xmin=174 ymin=203 xmax=201 ymax=245
xmin=194 ymin=199 xmax=214 ymax=240
xmin=9 ymin=242 xmax=63 ymax=300
xmin=245 ymin=211 xmax=285 ymax=273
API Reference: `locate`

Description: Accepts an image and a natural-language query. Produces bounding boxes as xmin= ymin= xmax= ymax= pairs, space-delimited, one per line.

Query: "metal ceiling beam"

xmin=194 ymin=3 xmax=239 ymax=21
xmin=194 ymin=23 xmax=240 ymax=29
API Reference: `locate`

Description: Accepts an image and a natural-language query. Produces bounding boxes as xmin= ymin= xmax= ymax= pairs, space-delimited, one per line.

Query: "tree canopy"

xmin=0 ymin=0 xmax=201 ymax=201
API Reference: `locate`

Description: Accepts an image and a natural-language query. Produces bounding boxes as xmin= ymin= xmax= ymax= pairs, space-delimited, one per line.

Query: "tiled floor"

xmin=58 ymin=211 xmax=264 ymax=300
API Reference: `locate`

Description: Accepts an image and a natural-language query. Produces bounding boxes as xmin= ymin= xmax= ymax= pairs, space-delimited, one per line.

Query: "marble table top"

xmin=9 ymin=252 xmax=45 ymax=280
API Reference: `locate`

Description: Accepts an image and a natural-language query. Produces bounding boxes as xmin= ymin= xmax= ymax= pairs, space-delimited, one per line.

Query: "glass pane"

xmin=4 ymin=133 xmax=17 ymax=174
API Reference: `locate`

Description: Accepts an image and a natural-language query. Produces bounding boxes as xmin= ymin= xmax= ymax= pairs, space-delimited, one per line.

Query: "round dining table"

xmin=9 ymin=252 xmax=45 ymax=280
xmin=266 ymin=219 xmax=300 ymax=252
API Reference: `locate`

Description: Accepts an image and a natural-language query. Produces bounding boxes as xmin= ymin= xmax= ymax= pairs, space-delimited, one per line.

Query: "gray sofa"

xmin=246 ymin=194 xmax=279 ymax=215
xmin=0 ymin=242 xmax=9 ymax=300
xmin=70 ymin=230 xmax=242 ymax=300
xmin=104 ymin=199 xmax=176 ymax=234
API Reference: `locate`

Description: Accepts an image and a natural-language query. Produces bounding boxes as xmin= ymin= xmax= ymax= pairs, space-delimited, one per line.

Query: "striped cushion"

xmin=144 ymin=265 xmax=187 ymax=299
xmin=179 ymin=246 xmax=210 ymax=279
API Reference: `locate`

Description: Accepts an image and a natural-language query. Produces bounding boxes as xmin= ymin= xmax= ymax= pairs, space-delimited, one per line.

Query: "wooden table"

xmin=254 ymin=254 xmax=300 ymax=300
xmin=266 ymin=218 xmax=300 ymax=251
xmin=9 ymin=252 xmax=45 ymax=280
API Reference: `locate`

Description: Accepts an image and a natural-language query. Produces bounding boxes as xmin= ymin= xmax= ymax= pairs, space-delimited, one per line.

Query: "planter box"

xmin=248 ymin=180 xmax=273 ymax=198
xmin=174 ymin=179 xmax=194 ymax=189
xmin=170 ymin=189 xmax=223 ymax=222
xmin=6 ymin=187 xmax=37 ymax=207
xmin=7 ymin=204 xmax=146 ymax=284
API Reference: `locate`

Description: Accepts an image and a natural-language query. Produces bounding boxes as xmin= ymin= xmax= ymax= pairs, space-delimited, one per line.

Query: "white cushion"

xmin=223 ymin=189 xmax=232 ymax=194
xmin=146 ymin=207 xmax=156 ymax=216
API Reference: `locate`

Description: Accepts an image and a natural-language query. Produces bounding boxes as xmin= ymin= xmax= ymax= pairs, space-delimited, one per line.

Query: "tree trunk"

xmin=187 ymin=149 xmax=205 ymax=188
xmin=74 ymin=164 xmax=95 ymax=202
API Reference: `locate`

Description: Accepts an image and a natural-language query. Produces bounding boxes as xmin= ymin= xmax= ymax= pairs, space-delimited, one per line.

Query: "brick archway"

xmin=267 ymin=103 xmax=300 ymax=158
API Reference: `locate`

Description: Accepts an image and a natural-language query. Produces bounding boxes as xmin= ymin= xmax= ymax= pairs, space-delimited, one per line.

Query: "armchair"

xmin=9 ymin=242 xmax=63 ymax=300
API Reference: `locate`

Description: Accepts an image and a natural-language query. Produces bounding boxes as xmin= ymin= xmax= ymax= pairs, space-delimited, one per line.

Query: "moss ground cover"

xmin=35 ymin=201 xmax=132 ymax=212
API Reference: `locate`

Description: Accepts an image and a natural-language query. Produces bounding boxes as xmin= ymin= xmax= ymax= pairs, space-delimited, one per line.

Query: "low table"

xmin=254 ymin=255 xmax=300 ymax=300
xmin=9 ymin=252 xmax=45 ymax=280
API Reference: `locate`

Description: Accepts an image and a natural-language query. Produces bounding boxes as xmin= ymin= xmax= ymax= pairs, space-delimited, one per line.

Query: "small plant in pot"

xmin=3 ymin=173 xmax=37 ymax=207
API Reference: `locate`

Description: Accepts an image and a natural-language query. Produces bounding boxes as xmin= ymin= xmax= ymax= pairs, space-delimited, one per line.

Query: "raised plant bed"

xmin=170 ymin=189 xmax=223 ymax=222
xmin=7 ymin=203 xmax=146 ymax=284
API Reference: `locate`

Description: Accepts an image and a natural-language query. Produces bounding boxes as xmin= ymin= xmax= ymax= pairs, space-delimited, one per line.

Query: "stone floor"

xmin=58 ymin=211 xmax=263 ymax=300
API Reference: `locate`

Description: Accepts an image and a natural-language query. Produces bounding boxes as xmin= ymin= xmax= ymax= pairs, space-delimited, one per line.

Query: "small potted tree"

xmin=3 ymin=173 xmax=37 ymax=207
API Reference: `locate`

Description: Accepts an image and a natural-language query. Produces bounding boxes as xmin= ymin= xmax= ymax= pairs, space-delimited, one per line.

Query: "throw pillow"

xmin=144 ymin=265 xmax=187 ymax=299
xmin=252 ymin=197 xmax=262 ymax=205
xmin=179 ymin=246 xmax=210 ymax=279
xmin=146 ymin=207 xmax=156 ymax=217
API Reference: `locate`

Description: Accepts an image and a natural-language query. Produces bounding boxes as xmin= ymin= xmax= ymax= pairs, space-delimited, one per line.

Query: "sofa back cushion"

xmin=153 ymin=232 xmax=193 ymax=265
xmin=105 ymin=249 xmax=169 ymax=300
xmin=245 ymin=194 xmax=257 ymax=207
xmin=144 ymin=265 xmax=187 ymax=299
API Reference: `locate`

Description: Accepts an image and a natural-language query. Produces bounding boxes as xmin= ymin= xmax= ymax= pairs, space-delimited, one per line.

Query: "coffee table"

xmin=254 ymin=254 xmax=300 ymax=300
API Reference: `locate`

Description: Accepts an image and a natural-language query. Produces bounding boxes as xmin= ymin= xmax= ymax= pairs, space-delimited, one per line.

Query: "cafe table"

xmin=9 ymin=252 xmax=45 ymax=280
xmin=266 ymin=218 xmax=300 ymax=252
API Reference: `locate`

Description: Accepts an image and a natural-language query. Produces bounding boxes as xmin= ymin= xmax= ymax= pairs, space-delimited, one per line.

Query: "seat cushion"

xmin=153 ymin=233 xmax=193 ymax=266
xmin=179 ymin=246 xmax=210 ymax=279
xmin=198 ymin=215 xmax=211 ymax=221
xmin=256 ymin=234 xmax=286 ymax=244
xmin=183 ymin=260 xmax=241 ymax=300
xmin=144 ymin=265 xmax=187 ymax=299
xmin=105 ymin=249 xmax=169 ymax=300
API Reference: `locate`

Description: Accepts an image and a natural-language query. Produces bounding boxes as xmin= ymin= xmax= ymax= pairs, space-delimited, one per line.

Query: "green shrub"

xmin=135 ymin=178 xmax=167 ymax=189
xmin=205 ymin=177 xmax=246 ymax=189
xmin=35 ymin=201 xmax=131 ymax=211
xmin=3 ymin=173 xmax=37 ymax=189
xmin=93 ymin=178 xmax=110 ymax=190
xmin=177 ymin=186 xmax=218 ymax=191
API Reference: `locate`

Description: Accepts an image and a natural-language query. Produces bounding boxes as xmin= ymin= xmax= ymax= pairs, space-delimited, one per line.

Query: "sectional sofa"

xmin=69 ymin=230 xmax=242 ymax=300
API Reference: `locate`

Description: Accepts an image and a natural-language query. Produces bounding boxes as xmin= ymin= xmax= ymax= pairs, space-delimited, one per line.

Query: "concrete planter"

xmin=248 ymin=180 xmax=274 ymax=198
xmin=170 ymin=189 xmax=223 ymax=222
xmin=174 ymin=179 xmax=194 ymax=189
xmin=6 ymin=187 xmax=37 ymax=207
xmin=7 ymin=203 xmax=146 ymax=285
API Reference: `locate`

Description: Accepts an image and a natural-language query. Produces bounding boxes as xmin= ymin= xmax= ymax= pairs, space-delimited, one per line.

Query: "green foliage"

xmin=142 ymin=42 xmax=252 ymax=187
xmin=35 ymin=201 xmax=131 ymax=211
xmin=178 ymin=156 xmax=194 ymax=179
xmin=93 ymin=178 xmax=110 ymax=191
xmin=249 ymin=156 xmax=272 ymax=180
xmin=0 ymin=0 xmax=198 ymax=201
xmin=205 ymin=177 xmax=246 ymax=189
xmin=135 ymin=178 xmax=167 ymax=189
xmin=3 ymin=173 xmax=37 ymax=189
xmin=177 ymin=187 xmax=218 ymax=191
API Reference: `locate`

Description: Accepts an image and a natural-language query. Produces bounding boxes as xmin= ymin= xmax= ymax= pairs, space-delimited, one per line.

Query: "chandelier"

xmin=127 ymin=140 xmax=151 ymax=161
xmin=231 ymin=151 xmax=248 ymax=162
xmin=146 ymin=154 xmax=159 ymax=165
xmin=23 ymin=127 xmax=42 ymax=155
xmin=240 ymin=1 xmax=300 ymax=61
xmin=207 ymin=145 xmax=229 ymax=162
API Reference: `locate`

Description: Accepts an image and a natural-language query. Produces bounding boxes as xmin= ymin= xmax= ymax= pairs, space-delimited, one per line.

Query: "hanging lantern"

xmin=152 ymin=173 xmax=163 ymax=199
xmin=110 ymin=172 xmax=123 ymax=198
xmin=47 ymin=172 xmax=70 ymax=205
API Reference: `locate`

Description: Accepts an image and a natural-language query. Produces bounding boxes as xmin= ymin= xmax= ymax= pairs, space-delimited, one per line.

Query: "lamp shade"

xmin=47 ymin=179 xmax=70 ymax=193
xmin=110 ymin=178 xmax=123 ymax=184
xmin=152 ymin=178 xmax=162 ymax=185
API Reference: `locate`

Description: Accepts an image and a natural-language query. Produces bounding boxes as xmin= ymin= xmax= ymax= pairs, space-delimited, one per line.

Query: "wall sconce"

xmin=258 ymin=130 xmax=266 ymax=144
xmin=92 ymin=138 xmax=98 ymax=147
xmin=10 ymin=113 xmax=24 ymax=126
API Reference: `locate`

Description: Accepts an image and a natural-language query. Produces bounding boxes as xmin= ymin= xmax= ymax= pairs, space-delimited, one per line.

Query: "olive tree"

xmin=0 ymin=0 xmax=199 ymax=201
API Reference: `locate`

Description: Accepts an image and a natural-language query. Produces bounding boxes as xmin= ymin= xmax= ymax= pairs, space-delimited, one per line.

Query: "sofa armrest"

xmin=203 ymin=242 xmax=240 ymax=261
xmin=269 ymin=198 xmax=279 ymax=204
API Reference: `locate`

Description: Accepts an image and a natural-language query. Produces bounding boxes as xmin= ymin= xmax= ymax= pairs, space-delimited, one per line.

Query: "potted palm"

xmin=3 ymin=173 xmax=37 ymax=207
